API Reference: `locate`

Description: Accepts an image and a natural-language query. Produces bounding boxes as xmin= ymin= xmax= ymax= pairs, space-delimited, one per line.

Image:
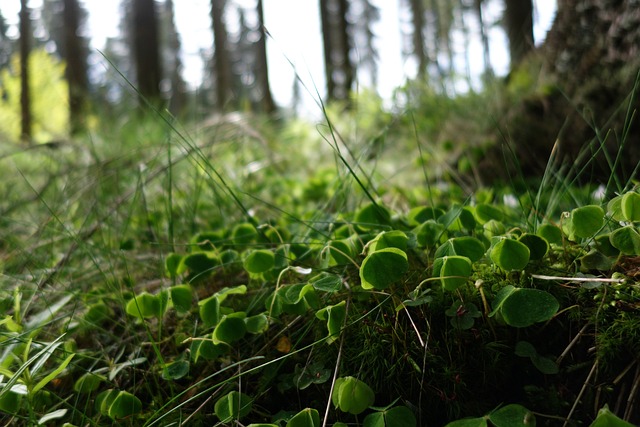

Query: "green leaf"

xmin=408 ymin=206 xmax=444 ymax=225
xmin=169 ymin=285 xmax=192 ymax=313
xmin=165 ymin=253 xmax=182 ymax=278
xmin=488 ymin=404 xmax=535 ymax=427
xmin=369 ymin=230 xmax=409 ymax=252
xmin=579 ymin=250 xmax=613 ymax=271
xmin=327 ymin=238 xmax=357 ymax=266
xmin=621 ymin=192 xmax=640 ymax=222
xmin=0 ymin=390 xmax=22 ymax=415
xmin=490 ymin=238 xmax=530 ymax=271
xmin=316 ymin=300 xmax=346 ymax=344
xmin=439 ymin=256 xmax=472 ymax=291
xmin=31 ymin=354 xmax=75 ymax=394
xmin=360 ymin=248 xmax=409 ymax=290
xmin=436 ymin=237 xmax=486 ymax=262
xmin=309 ymin=272 xmax=343 ymax=293
xmin=214 ymin=391 xmax=252 ymax=423
xmin=475 ymin=204 xmax=504 ymax=223
xmin=106 ymin=390 xmax=142 ymax=420
xmin=518 ymin=233 xmax=549 ymax=260
xmin=355 ymin=203 xmax=391 ymax=230
xmin=571 ymin=205 xmax=605 ymax=238
xmin=491 ymin=287 xmax=559 ymax=327
xmin=243 ymin=249 xmax=275 ymax=274
xmin=179 ymin=251 xmax=220 ymax=277
xmin=190 ymin=338 xmax=225 ymax=362
xmin=537 ymin=224 xmax=563 ymax=245
xmin=215 ymin=285 xmax=248 ymax=303
xmin=332 ymin=376 xmax=375 ymax=415
xmin=286 ymin=407 xmax=320 ymax=427
xmin=161 ymin=358 xmax=190 ymax=380
xmin=589 ymin=405 xmax=635 ymax=427
xmin=609 ymin=226 xmax=640 ymax=255
xmin=362 ymin=406 xmax=417 ymax=427
xmin=607 ymin=195 xmax=625 ymax=222
xmin=444 ymin=417 xmax=487 ymax=427
xmin=415 ymin=219 xmax=446 ymax=248
xmin=198 ymin=295 xmax=221 ymax=328
xmin=73 ymin=372 xmax=104 ymax=393
xmin=231 ymin=223 xmax=258 ymax=246
xmin=245 ymin=314 xmax=269 ymax=334
xmin=126 ymin=292 xmax=164 ymax=319
xmin=212 ymin=316 xmax=247 ymax=345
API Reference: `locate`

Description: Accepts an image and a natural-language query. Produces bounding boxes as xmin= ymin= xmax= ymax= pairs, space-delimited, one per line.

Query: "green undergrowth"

xmin=0 ymin=93 xmax=639 ymax=427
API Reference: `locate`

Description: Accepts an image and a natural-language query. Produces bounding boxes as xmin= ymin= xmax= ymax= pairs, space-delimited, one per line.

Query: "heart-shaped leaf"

xmin=490 ymin=238 xmax=530 ymax=271
xmin=286 ymin=407 xmax=320 ymax=427
xmin=360 ymin=248 xmax=409 ymax=290
xmin=621 ymin=191 xmax=640 ymax=222
xmin=518 ymin=233 xmax=549 ymax=260
xmin=169 ymin=285 xmax=192 ymax=313
xmin=491 ymin=286 xmax=559 ymax=327
xmin=439 ymin=256 xmax=472 ymax=291
xmin=214 ymin=391 xmax=252 ymax=423
xmin=316 ymin=300 xmax=346 ymax=344
xmin=212 ymin=316 xmax=247 ymax=345
xmin=609 ymin=226 xmax=640 ymax=255
xmin=571 ymin=205 xmax=605 ymax=238
xmin=488 ymin=404 xmax=535 ymax=427
xmin=244 ymin=249 xmax=275 ymax=274
xmin=332 ymin=376 xmax=375 ymax=415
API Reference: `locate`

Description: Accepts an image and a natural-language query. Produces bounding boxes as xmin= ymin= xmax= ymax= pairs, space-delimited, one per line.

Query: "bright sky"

xmin=1 ymin=0 xmax=556 ymax=113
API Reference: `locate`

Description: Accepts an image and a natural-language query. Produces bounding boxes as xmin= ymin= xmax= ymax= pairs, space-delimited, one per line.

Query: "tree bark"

xmin=211 ymin=0 xmax=233 ymax=111
xmin=62 ymin=0 xmax=88 ymax=134
xmin=484 ymin=0 xmax=640 ymax=184
xmin=409 ymin=0 xmax=427 ymax=78
xmin=19 ymin=0 xmax=31 ymax=142
xmin=255 ymin=0 xmax=276 ymax=114
xmin=504 ymin=0 xmax=534 ymax=68
xmin=319 ymin=0 xmax=354 ymax=102
xmin=131 ymin=0 xmax=162 ymax=105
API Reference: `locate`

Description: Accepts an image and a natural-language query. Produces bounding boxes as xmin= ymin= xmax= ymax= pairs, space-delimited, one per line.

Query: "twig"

xmin=556 ymin=323 xmax=590 ymax=365
xmin=623 ymin=363 xmax=640 ymax=421
xmin=564 ymin=360 xmax=598 ymax=427
xmin=531 ymin=274 xmax=625 ymax=284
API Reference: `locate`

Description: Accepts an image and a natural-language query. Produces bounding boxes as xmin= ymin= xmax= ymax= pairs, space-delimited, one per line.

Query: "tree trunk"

xmin=211 ymin=0 xmax=233 ymax=111
xmin=255 ymin=0 xmax=276 ymax=114
xmin=408 ymin=0 xmax=427 ymax=78
xmin=485 ymin=0 xmax=640 ymax=185
xmin=19 ymin=0 xmax=31 ymax=142
xmin=504 ymin=0 xmax=533 ymax=68
xmin=474 ymin=0 xmax=492 ymax=78
xmin=319 ymin=0 xmax=354 ymax=103
xmin=131 ymin=0 xmax=162 ymax=105
xmin=62 ymin=0 xmax=88 ymax=134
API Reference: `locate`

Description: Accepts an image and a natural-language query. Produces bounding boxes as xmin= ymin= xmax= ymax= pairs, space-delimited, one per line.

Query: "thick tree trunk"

xmin=131 ymin=0 xmax=162 ymax=105
xmin=255 ymin=0 xmax=276 ymax=114
xmin=485 ymin=0 xmax=640 ymax=185
xmin=19 ymin=0 xmax=31 ymax=142
xmin=62 ymin=0 xmax=88 ymax=134
xmin=211 ymin=0 xmax=233 ymax=111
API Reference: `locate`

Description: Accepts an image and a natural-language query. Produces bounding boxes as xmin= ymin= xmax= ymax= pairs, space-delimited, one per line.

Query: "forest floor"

xmin=0 ymin=89 xmax=639 ymax=427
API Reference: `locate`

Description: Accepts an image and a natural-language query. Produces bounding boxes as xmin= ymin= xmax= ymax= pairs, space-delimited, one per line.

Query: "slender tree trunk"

xmin=211 ymin=0 xmax=233 ymax=111
xmin=319 ymin=0 xmax=353 ymax=102
xmin=474 ymin=0 xmax=493 ymax=78
xmin=62 ymin=0 xmax=88 ymax=134
xmin=131 ymin=0 xmax=162 ymax=105
xmin=19 ymin=0 xmax=31 ymax=142
xmin=504 ymin=0 xmax=533 ymax=67
xmin=409 ymin=0 xmax=427 ymax=78
xmin=255 ymin=0 xmax=276 ymax=114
